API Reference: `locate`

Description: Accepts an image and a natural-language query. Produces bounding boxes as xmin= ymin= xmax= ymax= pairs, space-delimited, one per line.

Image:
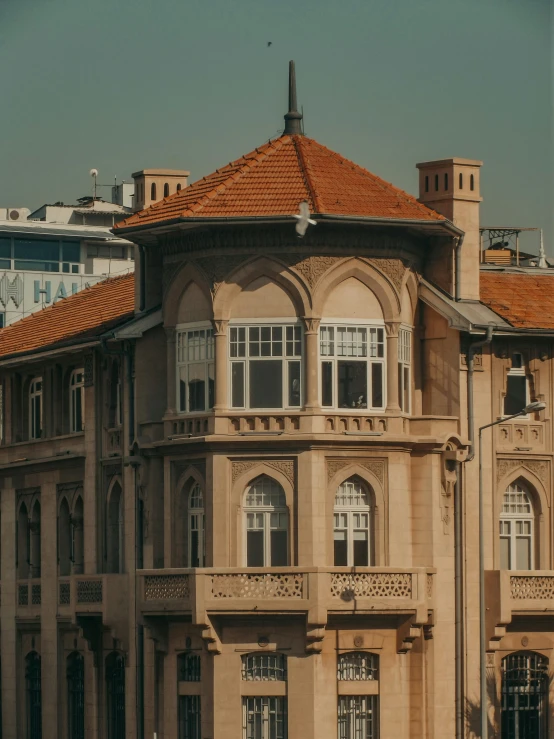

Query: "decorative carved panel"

xmin=510 ymin=575 xmax=554 ymax=600
xmin=371 ymin=258 xmax=406 ymax=291
xmin=195 ymin=255 xmax=250 ymax=294
xmin=144 ymin=575 xmax=190 ymax=600
xmin=279 ymin=254 xmax=341 ymax=288
xmin=232 ymin=459 xmax=295 ymax=487
xmin=326 ymin=458 xmax=385 ymax=485
xmin=330 ymin=573 xmax=412 ymax=599
xmin=211 ymin=573 xmax=303 ymax=599
xmin=496 ymin=458 xmax=549 ymax=483
xmin=76 ymin=580 xmax=103 ymax=604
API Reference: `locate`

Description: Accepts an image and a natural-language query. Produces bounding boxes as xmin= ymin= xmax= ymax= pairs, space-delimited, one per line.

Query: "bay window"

xmin=320 ymin=325 xmax=385 ymax=410
xmin=398 ymin=328 xmax=411 ymax=413
xmin=177 ymin=326 xmax=214 ymax=413
xmin=230 ymin=324 xmax=302 ymax=410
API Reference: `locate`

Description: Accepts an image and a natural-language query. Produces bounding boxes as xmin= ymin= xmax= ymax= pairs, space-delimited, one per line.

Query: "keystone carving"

xmin=232 ymin=460 xmax=295 ymax=487
xmin=326 ymin=459 xmax=385 ymax=485
xmin=496 ymin=458 xmax=549 ymax=484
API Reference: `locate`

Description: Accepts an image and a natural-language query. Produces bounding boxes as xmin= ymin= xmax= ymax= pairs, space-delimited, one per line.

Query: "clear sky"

xmin=1 ymin=0 xmax=552 ymax=251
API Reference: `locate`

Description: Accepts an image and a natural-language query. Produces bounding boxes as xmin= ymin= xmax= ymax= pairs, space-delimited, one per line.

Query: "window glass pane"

xmin=62 ymin=241 xmax=80 ymax=262
xmin=505 ymin=375 xmax=527 ymax=416
xmin=249 ymin=360 xmax=282 ymax=408
xmin=322 ymin=362 xmax=333 ymax=407
xmin=288 ymin=361 xmax=301 ymax=407
xmin=0 ymin=238 xmax=11 ymax=259
xmin=372 ymin=363 xmax=384 ymax=408
xmin=190 ymin=530 xmax=200 ymax=568
xmin=353 ymin=533 xmax=369 ymax=566
xmin=338 ymin=361 xmax=367 ymax=408
xmin=500 ymin=537 xmax=510 ymax=570
xmin=334 ymin=535 xmax=348 ymax=566
xmin=188 ymin=364 xmax=206 ymax=412
xmin=270 ymin=530 xmax=288 ymax=566
xmin=231 ymin=363 xmax=245 ymax=408
xmin=14 ymin=238 xmax=59 ymax=261
xmin=208 ymin=363 xmax=215 ymax=409
xmin=15 ymin=259 xmax=59 ymax=272
xmin=179 ymin=366 xmax=187 ymax=412
xmin=247 ymin=530 xmax=264 ymax=567
xmin=403 ymin=365 xmax=410 ymax=412
xmin=74 ymin=386 xmax=83 ymax=431
xmin=515 ymin=537 xmax=531 ymax=570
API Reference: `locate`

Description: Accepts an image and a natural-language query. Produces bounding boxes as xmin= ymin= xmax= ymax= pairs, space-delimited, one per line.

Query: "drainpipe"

xmin=137 ymin=245 xmax=146 ymax=312
xmin=454 ymin=465 xmax=464 ymax=739
xmin=466 ymin=326 xmax=493 ymax=462
xmin=455 ymin=234 xmax=464 ymax=302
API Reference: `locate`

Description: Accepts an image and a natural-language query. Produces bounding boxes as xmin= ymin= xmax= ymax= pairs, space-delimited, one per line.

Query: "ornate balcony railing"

xmin=17 ymin=579 xmax=41 ymax=608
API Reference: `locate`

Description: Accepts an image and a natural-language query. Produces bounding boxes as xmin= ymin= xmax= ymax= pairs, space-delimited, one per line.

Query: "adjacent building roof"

xmin=480 ymin=271 xmax=554 ymax=329
xmin=0 ymin=273 xmax=135 ymax=359
xmin=115 ymin=135 xmax=445 ymax=231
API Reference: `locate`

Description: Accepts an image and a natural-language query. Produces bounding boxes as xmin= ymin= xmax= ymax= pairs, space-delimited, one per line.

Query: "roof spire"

xmin=283 ymin=60 xmax=303 ymax=136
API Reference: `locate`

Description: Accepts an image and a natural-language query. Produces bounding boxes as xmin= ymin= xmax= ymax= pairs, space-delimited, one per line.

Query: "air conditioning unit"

xmin=7 ymin=208 xmax=30 ymax=221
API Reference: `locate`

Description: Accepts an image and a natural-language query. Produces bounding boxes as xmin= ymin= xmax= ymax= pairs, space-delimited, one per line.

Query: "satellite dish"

xmin=293 ymin=200 xmax=316 ymax=238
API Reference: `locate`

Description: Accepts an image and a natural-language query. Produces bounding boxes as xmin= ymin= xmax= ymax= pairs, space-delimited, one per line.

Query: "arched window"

xmin=470 ymin=174 xmax=475 ymax=191
xmin=188 ymin=483 xmax=205 ymax=567
xmin=106 ymin=652 xmax=125 ymax=739
xmin=107 ymin=482 xmax=123 ymax=573
xmin=29 ymin=376 xmax=43 ymax=439
xmin=337 ymin=652 xmax=378 ymax=681
xmin=72 ymin=496 xmax=84 ymax=575
xmin=434 ymin=174 xmax=439 ymax=192
xmin=444 ymin=173 xmax=449 ymax=191
xmin=67 ymin=652 xmax=84 ymax=739
xmin=424 ymin=175 xmax=429 ymax=193
xmin=70 ymin=369 xmax=85 ymax=433
xmin=178 ymin=652 xmax=201 ymax=682
xmin=500 ymin=483 xmax=535 ymax=570
xmin=244 ymin=476 xmax=288 ymax=567
xmin=459 ymin=172 xmax=463 ymax=189
xmin=242 ymin=653 xmax=287 ymax=681
xmin=163 ymin=183 xmax=169 ymax=198
xmin=150 ymin=183 xmax=157 ymax=201
xmin=501 ymin=652 xmax=548 ymax=739
xmin=176 ymin=183 xmax=182 ymax=192
xmin=334 ymin=477 xmax=373 ymax=566
xmin=25 ymin=651 xmax=41 ymax=739
xmin=58 ymin=497 xmax=72 ymax=576
xmin=30 ymin=500 xmax=41 ymax=578
xmin=18 ymin=502 xmax=30 ymax=578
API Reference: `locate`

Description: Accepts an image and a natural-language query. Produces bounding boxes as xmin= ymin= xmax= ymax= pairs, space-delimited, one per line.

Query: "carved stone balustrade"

xmin=17 ymin=579 xmax=42 ymax=614
xmin=105 ymin=427 xmax=123 ymax=457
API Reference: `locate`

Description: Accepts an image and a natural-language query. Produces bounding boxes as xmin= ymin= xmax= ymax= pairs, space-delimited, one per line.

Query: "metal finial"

xmin=283 ymin=61 xmax=303 ymax=136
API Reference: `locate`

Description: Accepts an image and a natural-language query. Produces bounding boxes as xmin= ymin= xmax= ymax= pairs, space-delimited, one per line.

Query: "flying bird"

xmin=293 ymin=201 xmax=316 ymax=238
xmin=267 ymin=41 xmax=272 ymax=47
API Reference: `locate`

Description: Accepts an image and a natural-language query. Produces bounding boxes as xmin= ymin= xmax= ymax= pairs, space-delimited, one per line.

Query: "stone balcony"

xmin=138 ymin=567 xmax=434 ymax=652
xmin=486 ymin=570 xmax=554 ymax=649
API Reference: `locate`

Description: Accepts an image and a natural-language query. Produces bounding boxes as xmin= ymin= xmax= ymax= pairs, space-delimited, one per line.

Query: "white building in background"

xmin=0 ymin=198 xmax=134 ymax=326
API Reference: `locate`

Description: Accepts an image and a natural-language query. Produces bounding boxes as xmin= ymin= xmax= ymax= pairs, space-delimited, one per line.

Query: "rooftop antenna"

xmin=283 ymin=61 xmax=303 ymax=136
xmin=90 ymin=168 xmax=98 ymax=200
xmin=538 ymin=229 xmax=547 ymax=268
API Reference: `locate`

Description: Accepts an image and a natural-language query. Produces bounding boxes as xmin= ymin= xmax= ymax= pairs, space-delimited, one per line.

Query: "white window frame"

xmin=333 ymin=478 xmax=373 ymax=566
xmin=176 ymin=322 xmax=214 ymax=415
xmin=188 ymin=483 xmax=205 ymax=568
xmin=319 ymin=321 xmax=386 ymax=412
xmin=398 ymin=327 xmax=411 ymax=414
xmin=242 ymin=696 xmax=287 ymax=739
xmin=229 ymin=320 xmax=302 ymax=411
xmin=244 ymin=477 xmax=289 ymax=567
xmin=503 ymin=352 xmax=530 ymax=418
xmin=29 ymin=376 xmax=43 ymax=440
xmin=69 ymin=368 xmax=85 ymax=433
xmin=499 ymin=483 xmax=535 ymax=570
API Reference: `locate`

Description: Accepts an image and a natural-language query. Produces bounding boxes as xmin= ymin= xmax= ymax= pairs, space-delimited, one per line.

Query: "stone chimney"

xmin=132 ymin=168 xmax=190 ymax=212
xmin=416 ymin=158 xmax=483 ymax=300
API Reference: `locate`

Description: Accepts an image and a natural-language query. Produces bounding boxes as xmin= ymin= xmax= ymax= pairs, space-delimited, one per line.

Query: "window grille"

xmin=70 ymin=369 xmax=85 ymax=433
xmin=242 ymin=653 xmax=287 ymax=681
xmin=67 ymin=652 xmax=85 ymax=739
xmin=338 ymin=695 xmax=378 ymax=739
xmin=179 ymin=695 xmax=201 ymax=739
xmin=176 ymin=327 xmax=214 ymax=413
xmin=242 ymin=697 xmax=287 ymax=739
xmin=244 ymin=477 xmax=288 ymax=567
xmin=501 ymin=652 xmax=548 ymax=739
xmin=500 ymin=484 xmax=534 ymax=570
xmin=29 ymin=377 xmax=43 ymax=440
xmin=334 ymin=478 xmax=373 ymax=567
xmin=337 ymin=652 xmax=378 ymax=681
xmin=106 ymin=652 xmax=125 ymax=739
xmin=25 ymin=651 xmax=41 ymax=739
xmin=230 ymin=324 xmax=302 ymax=410
xmin=320 ymin=325 xmax=385 ymax=410
xmin=178 ymin=653 xmax=201 ymax=682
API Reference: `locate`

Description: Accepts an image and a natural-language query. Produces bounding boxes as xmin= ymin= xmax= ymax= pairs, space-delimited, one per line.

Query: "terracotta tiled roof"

xmin=0 ymin=273 xmax=135 ymax=358
xmin=115 ymin=135 xmax=445 ymax=230
xmin=480 ymin=272 xmax=554 ymax=329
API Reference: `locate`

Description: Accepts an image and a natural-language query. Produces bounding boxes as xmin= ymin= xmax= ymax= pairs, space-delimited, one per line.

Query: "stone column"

xmin=83 ymin=370 xmax=97 ymax=573
xmin=165 ymin=327 xmax=177 ymax=415
xmin=302 ymin=318 xmax=321 ymax=410
xmin=385 ymin=322 xmax=401 ymax=412
xmin=1 ymin=483 xmax=18 ymax=739
xmin=212 ymin=320 xmax=228 ymax=411
xmin=41 ymin=475 xmax=59 ymax=739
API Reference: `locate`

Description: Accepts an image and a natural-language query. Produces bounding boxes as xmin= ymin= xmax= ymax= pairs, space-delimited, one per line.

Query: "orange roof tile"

xmin=115 ymin=135 xmax=445 ymax=231
xmin=480 ymin=272 xmax=554 ymax=329
xmin=0 ymin=273 xmax=135 ymax=358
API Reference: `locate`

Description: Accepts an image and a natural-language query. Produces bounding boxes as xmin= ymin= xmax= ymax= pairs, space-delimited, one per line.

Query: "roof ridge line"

xmin=292 ymin=136 xmax=324 ymax=213
xmin=178 ymin=137 xmax=287 ymax=218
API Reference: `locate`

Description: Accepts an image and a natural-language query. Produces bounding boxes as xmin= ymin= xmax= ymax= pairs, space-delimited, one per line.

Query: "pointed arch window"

xmin=150 ymin=183 xmax=157 ymax=202
xmin=244 ymin=476 xmax=288 ymax=567
xmin=29 ymin=376 xmax=43 ymax=439
xmin=70 ymin=369 xmax=85 ymax=432
xmin=67 ymin=652 xmax=85 ymax=739
xmin=30 ymin=500 xmax=41 ymax=578
xmin=500 ymin=483 xmax=535 ymax=570
xmin=59 ymin=497 xmax=72 ymax=576
xmin=107 ymin=482 xmax=123 ymax=573
xmin=163 ymin=183 xmax=169 ymax=198
xmin=17 ymin=502 xmax=30 ymax=578
xmin=501 ymin=652 xmax=548 ymax=739
xmin=106 ymin=652 xmax=125 ymax=739
xmin=334 ymin=477 xmax=373 ymax=566
xmin=25 ymin=651 xmax=41 ymax=739
xmin=188 ymin=483 xmax=205 ymax=568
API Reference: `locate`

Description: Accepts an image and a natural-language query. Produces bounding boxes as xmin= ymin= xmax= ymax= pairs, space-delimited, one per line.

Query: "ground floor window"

xmin=338 ymin=695 xmax=378 ymax=739
xmin=242 ymin=696 xmax=287 ymax=739
xmin=501 ymin=652 xmax=548 ymax=739
xmin=179 ymin=695 xmax=201 ymax=739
